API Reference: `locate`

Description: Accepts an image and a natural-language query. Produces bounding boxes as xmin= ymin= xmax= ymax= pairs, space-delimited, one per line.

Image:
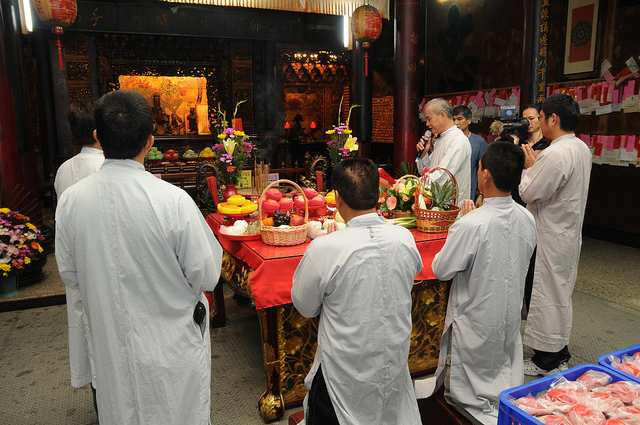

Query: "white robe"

xmin=54 ymin=146 xmax=105 ymax=197
xmin=519 ymin=133 xmax=592 ymax=352
xmin=416 ymin=126 xmax=472 ymax=202
xmin=292 ymin=213 xmax=423 ymax=425
xmin=55 ymin=159 xmax=222 ymax=425
xmin=430 ymin=196 xmax=537 ymax=425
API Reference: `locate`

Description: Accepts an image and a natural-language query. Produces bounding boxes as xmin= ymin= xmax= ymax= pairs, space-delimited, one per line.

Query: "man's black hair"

xmin=332 ymin=158 xmax=379 ymax=211
xmin=523 ymin=103 xmax=542 ymax=114
xmin=68 ymin=98 xmax=97 ymax=146
xmin=452 ymin=105 xmax=472 ymax=120
xmin=480 ymin=141 xmax=525 ymax=193
xmin=541 ymin=94 xmax=580 ymax=132
xmin=95 ymin=90 xmax=154 ymax=160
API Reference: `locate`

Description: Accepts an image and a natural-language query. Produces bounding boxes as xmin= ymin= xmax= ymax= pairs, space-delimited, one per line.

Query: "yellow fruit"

xmin=325 ymin=191 xmax=336 ymax=205
xmin=227 ymin=195 xmax=246 ymax=206
xmin=217 ymin=203 xmax=241 ymax=214
xmin=240 ymin=202 xmax=257 ymax=214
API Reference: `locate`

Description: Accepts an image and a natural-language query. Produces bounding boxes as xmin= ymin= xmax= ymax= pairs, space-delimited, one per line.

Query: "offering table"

xmin=206 ymin=213 xmax=449 ymax=422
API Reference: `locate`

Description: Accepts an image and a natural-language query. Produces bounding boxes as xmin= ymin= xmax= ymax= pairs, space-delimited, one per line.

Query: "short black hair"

xmin=68 ymin=98 xmax=97 ymax=146
xmin=331 ymin=158 xmax=379 ymax=210
xmin=522 ymin=103 xmax=542 ymax=114
xmin=541 ymin=94 xmax=580 ymax=132
xmin=452 ymin=105 xmax=472 ymax=120
xmin=95 ymin=90 xmax=154 ymax=160
xmin=480 ymin=141 xmax=525 ymax=193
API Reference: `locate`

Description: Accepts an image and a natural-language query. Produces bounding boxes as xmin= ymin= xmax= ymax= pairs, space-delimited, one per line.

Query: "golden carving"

xmin=221 ymin=250 xmax=236 ymax=281
xmin=410 ymin=31 xmax=419 ymax=45
xmin=408 ymin=281 xmax=448 ymax=373
xmin=258 ymin=391 xmax=284 ymax=421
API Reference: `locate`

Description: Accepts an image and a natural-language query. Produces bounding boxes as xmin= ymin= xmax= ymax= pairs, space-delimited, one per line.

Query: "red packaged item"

xmin=566 ymin=404 xmax=606 ymax=425
xmin=579 ymin=391 xmax=624 ymax=415
xmin=538 ymin=414 xmax=572 ymax=425
xmin=633 ymin=398 xmax=640 ymax=409
xmin=515 ymin=396 xmax=553 ymax=416
xmin=601 ymin=420 xmax=628 ymax=425
xmin=618 ymin=363 xmax=640 ymax=379
xmin=593 ymin=381 xmax=640 ymax=404
xmin=576 ymin=370 xmax=613 ymax=390
xmin=608 ymin=404 xmax=640 ymax=422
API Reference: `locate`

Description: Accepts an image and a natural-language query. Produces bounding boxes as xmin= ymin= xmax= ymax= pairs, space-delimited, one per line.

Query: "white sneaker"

xmin=524 ymin=359 xmax=569 ymax=377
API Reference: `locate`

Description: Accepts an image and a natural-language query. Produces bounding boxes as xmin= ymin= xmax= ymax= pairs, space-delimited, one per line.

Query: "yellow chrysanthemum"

xmin=217 ymin=134 xmax=227 ymax=140
xmin=0 ymin=208 xmax=10 ymax=214
xmin=234 ymin=130 xmax=246 ymax=137
xmin=325 ymin=129 xmax=336 ymax=135
xmin=26 ymin=223 xmax=36 ymax=230
xmin=343 ymin=129 xmax=352 ymax=135
xmin=25 ymin=257 xmax=31 ymax=265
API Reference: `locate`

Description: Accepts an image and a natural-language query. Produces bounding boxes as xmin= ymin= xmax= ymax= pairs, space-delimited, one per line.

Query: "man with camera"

xmin=519 ymin=93 xmax=592 ymax=376
xmin=417 ymin=98 xmax=472 ymax=201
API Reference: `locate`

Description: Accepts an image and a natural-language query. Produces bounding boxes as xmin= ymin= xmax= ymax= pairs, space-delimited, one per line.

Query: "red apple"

xmin=262 ymin=198 xmax=279 ymax=212
xmin=302 ymin=188 xmax=318 ymax=199
xmin=293 ymin=195 xmax=306 ymax=209
xmin=278 ymin=198 xmax=293 ymax=211
xmin=308 ymin=195 xmax=325 ymax=207
xmin=265 ymin=189 xmax=282 ymax=201
xmin=290 ymin=216 xmax=305 ymax=226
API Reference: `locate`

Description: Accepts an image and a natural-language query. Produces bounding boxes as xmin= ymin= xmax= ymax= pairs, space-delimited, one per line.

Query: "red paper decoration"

xmin=32 ymin=0 xmax=78 ymax=71
xmin=351 ymin=4 xmax=382 ymax=77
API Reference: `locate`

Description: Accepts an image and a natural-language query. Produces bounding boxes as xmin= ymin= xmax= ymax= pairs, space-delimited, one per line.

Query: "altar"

xmin=206 ymin=213 xmax=450 ymax=422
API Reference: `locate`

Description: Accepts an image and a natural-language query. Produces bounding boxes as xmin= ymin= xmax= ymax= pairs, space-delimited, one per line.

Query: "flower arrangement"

xmin=326 ymin=98 xmax=360 ymax=168
xmin=0 ymin=208 xmax=45 ymax=277
xmin=210 ymin=101 xmax=255 ymax=185
xmin=379 ymin=176 xmax=419 ymax=215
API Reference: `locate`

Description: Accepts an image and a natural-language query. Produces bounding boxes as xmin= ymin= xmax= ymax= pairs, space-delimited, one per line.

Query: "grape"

xmin=273 ymin=210 xmax=291 ymax=226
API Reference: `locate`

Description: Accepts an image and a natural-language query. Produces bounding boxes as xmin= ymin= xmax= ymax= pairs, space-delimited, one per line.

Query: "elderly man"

xmin=417 ymin=98 xmax=472 ymax=201
xmin=520 ymin=93 xmax=592 ymax=376
xmin=56 ymin=90 xmax=222 ymax=424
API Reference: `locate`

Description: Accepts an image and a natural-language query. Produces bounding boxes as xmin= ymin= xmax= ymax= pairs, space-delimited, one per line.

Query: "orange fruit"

xmin=262 ymin=217 xmax=275 ymax=226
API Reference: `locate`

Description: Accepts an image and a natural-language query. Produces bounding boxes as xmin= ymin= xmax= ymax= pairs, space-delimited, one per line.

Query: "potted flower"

xmin=0 ymin=208 xmax=45 ymax=298
xmin=210 ymin=101 xmax=257 ymax=199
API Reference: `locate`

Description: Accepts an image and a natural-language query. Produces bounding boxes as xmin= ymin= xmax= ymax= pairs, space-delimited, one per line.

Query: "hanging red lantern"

xmin=32 ymin=0 xmax=78 ymax=71
xmin=351 ymin=3 xmax=382 ymax=77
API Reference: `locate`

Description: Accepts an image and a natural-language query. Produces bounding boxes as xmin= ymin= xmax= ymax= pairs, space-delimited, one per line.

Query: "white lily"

xmin=223 ymin=139 xmax=237 ymax=155
xmin=344 ymin=135 xmax=358 ymax=151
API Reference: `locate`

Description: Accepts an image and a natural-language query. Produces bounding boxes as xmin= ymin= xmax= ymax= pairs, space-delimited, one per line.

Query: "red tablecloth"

xmin=207 ymin=213 xmax=447 ymax=310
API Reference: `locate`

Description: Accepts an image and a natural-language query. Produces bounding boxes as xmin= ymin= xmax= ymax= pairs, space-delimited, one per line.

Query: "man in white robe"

xmin=519 ymin=93 xmax=592 ymax=376
xmin=417 ymin=98 xmax=472 ymax=201
xmin=292 ymin=158 xmax=423 ymax=425
xmin=54 ymin=98 xmax=105 ymax=197
xmin=426 ymin=141 xmax=537 ymax=425
xmin=55 ymin=90 xmax=222 ymax=425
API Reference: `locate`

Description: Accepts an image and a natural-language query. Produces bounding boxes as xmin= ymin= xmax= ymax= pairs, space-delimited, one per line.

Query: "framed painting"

xmin=561 ymin=0 xmax=601 ymax=79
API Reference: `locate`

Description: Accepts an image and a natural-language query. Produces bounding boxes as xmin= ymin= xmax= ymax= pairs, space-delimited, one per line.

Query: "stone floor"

xmin=0 ymin=235 xmax=638 ymax=424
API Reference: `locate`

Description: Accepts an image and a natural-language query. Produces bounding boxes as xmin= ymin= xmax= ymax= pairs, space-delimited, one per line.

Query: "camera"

xmin=489 ymin=106 xmax=530 ymax=145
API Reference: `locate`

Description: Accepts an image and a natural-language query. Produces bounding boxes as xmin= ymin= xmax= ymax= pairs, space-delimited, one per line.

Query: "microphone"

xmin=417 ymin=130 xmax=432 ymax=159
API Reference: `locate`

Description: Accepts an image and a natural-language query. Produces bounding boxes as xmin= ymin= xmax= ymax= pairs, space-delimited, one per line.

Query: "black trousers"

xmin=91 ymin=383 xmax=99 ymax=417
xmin=524 ymin=246 xmax=537 ymax=313
xmin=306 ymin=365 xmax=339 ymax=425
xmin=532 ymin=346 xmax=571 ymax=370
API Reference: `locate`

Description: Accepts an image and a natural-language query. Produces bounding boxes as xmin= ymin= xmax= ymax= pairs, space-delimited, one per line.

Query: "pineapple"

xmin=422 ymin=180 xmax=456 ymax=211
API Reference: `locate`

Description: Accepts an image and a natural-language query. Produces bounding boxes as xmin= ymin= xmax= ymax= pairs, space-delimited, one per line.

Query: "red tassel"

xmin=56 ymin=39 xmax=63 ymax=71
xmin=364 ymin=51 xmax=369 ymax=77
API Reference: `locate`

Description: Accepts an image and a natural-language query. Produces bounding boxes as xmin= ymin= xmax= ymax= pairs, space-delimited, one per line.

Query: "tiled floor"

xmin=0 ymin=236 xmax=638 ymax=424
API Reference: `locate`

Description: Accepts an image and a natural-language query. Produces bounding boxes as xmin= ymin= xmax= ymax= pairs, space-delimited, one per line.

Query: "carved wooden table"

xmin=206 ymin=213 xmax=449 ymax=422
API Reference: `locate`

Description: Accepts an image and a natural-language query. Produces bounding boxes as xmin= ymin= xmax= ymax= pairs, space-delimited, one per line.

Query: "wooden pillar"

xmin=352 ymin=41 xmax=372 ymax=159
xmin=393 ymin=0 xmax=421 ymax=174
xmin=522 ymin=0 xmax=550 ymax=107
xmin=0 ymin=0 xmax=23 ymax=207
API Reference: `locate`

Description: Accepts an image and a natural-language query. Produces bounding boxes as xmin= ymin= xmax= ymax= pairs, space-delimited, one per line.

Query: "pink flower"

xmin=403 ymin=195 xmax=409 ymax=202
xmin=386 ymin=196 xmax=397 ymax=210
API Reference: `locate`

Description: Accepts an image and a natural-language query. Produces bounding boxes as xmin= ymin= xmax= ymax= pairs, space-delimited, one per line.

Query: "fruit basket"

xmin=259 ymin=179 xmax=309 ymax=246
xmin=414 ymin=167 xmax=460 ymax=233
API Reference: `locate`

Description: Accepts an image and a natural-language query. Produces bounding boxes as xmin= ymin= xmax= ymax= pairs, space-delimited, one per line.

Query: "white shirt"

xmin=54 ymin=146 xmax=105 ymax=197
xmin=519 ymin=133 xmax=592 ymax=352
xmin=430 ymin=196 xmax=537 ymax=425
xmin=292 ymin=213 xmax=423 ymax=425
xmin=416 ymin=126 xmax=472 ymax=202
xmin=55 ymin=159 xmax=222 ymax=425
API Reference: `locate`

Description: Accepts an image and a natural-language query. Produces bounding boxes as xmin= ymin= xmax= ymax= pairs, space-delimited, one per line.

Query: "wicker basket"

xmin=259 ymin=179 xmax=309 ymax=246
xmin=414 ymin=167 xmax=460 ymax=233
xmin=390 ymin=174 xmax=419 ymax=219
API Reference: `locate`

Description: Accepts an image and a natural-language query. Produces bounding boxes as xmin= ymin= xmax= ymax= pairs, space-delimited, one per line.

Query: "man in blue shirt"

xmin=453 ymin=105 xmax=487 ymax=202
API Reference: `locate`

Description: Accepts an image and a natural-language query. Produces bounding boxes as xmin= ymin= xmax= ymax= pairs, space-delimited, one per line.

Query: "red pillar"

xmin=393 ymin=0 xmax=421 ymax=175
xmin=0 ymin=0 xmax=23 ymax=207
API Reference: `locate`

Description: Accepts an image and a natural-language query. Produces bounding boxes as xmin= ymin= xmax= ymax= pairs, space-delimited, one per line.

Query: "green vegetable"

xmin=387 ymin=217 xmax=417 ymax=228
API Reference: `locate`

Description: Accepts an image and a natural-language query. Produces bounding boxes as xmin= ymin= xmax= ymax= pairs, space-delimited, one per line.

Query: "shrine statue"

xmin=187 ymin=108 xmax=198 ymax=134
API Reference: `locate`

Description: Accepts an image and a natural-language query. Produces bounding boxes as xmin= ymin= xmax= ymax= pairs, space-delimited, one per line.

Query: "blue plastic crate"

xmin=498 ymin=363 xmax=637 ymax=425
xmin=598 ymin=343 xmax=640 ymax=384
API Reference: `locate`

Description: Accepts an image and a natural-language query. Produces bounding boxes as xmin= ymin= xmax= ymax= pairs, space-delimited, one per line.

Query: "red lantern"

xmin=33 ymin=0 xmax=78 ymax=71
xmin=351 ymin=4 xmax=382 ymax=77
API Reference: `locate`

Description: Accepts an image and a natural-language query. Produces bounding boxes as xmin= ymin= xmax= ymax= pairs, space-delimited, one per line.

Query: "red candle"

xmin=284 ymin=122 xmax=290 ymax=129
xmin=310 ymin=122 xmax=317 ymax=129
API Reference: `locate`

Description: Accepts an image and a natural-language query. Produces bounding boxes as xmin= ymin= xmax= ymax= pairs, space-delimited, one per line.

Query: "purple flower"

xmin=223 ymin=128 xmax=235 ymax=135
xmin=212 ymin=144 xmax=224 ymax=152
